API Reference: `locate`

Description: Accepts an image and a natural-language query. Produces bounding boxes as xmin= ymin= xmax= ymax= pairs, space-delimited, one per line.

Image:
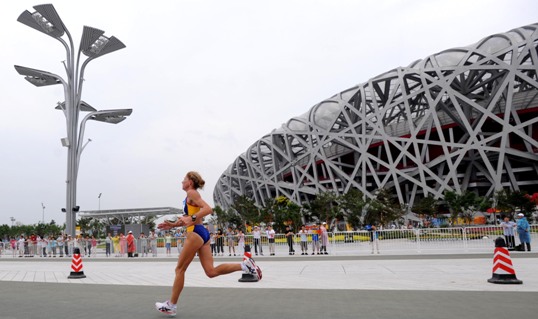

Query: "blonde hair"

xmin=186 ymin=171 xmax=205 ymax=189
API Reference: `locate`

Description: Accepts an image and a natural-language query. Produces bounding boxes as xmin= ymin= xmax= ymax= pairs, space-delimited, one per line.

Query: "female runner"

xmin=155 ymin=171 xmax=262 ymax=316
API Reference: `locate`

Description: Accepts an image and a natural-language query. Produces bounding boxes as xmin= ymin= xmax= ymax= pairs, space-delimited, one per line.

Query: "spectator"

xmin=149 ymin=230 xmax=158 ymax=257
xmin=285 ymin=226 xmax=295 ymax=255
xmin=516 ymin=213 xmax=531 ymax=251
xmin=119 ymin=233 xmax=127 ymax=257
xmin=85 ymin=235 xmax=92 ymax=257
xmin=165 ymin=232 xmax=172 ymax=256
xmin=210 ymin=232 xmax=216 ymax=256
xmin=41 ymin=236 xmax=48 ymax=257
xmin=175 ymin=228 xmax=185 ymax=255
xmin=320 ymin=222 xmax=329 ymax=255
xmin=127 ymin=231 xmax=136 ymax=257
xmin=139 ymin=232 xmax=148 ymax=257
xmin=24 ymin=235 xmax=29 ymax=257
xmin=237 ymin=229 xmax=245 ymax=255
xmin=252 ymin=226 xmax=264 ymax=256
xmin=50 ymin=236 xmax=57 ymax=257
xmin=113 ymin=234 xmax=121 ymax=257
xmin=57 ymin=235 xmax=64 ymax=257
xmin=500 ymin=216 xmax=516 ymax=249
xmin=266 ymin=225 xmax=276 ymax=256
xmin=91 ymin=236 xmax=97 ymax=256
xmin=311 ymin=224 xmax=320 ymax=255
xmin=10 ymin=237 xmax=17 ymax=257
xmin=298 ymin=225 xmax=308 ymax=255
xmin=216 ymin=229 xmax=224 ymax=256
xmin=80 ymin=235 xmax=87 ymax=256
xmin=29 ymin=233 xmax=37 ymax=257
xmin=36 ymin=235 xmax=43 ymax=257
xmin=18 ymin=235 xmax=25 ymax=257
xmin=46 ymin=236 xmax=53 ymax=257
xmin=64 ymin=235 xmax=70 ymax=257
xmin=105 ymin=233 xmax=113 ymax=257
xmin=67 ymin=235 xmax=74 ymax=257
xmin=370 ymin=225 xmax=380 ymax=254
xmin=226 ymin=226 xmax=236 ymax=256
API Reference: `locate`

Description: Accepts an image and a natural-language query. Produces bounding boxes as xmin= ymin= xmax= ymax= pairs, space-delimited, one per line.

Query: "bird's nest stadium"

xmin=214 ymin=23 xmax=538 ymax=210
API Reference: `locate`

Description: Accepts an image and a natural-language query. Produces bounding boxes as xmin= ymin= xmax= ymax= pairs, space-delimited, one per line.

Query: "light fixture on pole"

xmin=15 ymin=4 xmax=130 ymax=236
xmin=98 ymin=192 xmax=102 ymax=211
xmin=41 ymin=202 xmax=46 ymax=224
xmin=10 ymin=217 xmax=16 ymax=227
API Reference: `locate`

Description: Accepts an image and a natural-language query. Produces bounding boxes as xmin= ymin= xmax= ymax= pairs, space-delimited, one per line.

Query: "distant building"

xmin=214 ymin=23 xmax=538 ymax=210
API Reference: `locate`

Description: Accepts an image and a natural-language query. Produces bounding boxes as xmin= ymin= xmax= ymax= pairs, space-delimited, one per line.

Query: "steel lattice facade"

xmin=214 ymin=23 xmax=538 ymax=210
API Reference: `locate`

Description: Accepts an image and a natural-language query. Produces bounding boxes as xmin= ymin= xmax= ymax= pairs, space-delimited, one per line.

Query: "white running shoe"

xmin=241 ymin=257 xmax=262 ymax=280
xmin=155 ymin=300 xmax=177 ymax=316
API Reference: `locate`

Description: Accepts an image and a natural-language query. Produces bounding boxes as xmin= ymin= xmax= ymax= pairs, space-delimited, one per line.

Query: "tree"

xmin=1 ymin=221 xmax=64 ymax=240
xmin=309 ymin=191 xmax=340 ymax=225
xmin=339 ymin=188 xmax=367 ymax=229
xmin=211 ymin=205 xmax=236 ymax=229
xmin=412 ymin=195 xmax=438 ymax=216
xmin=444 ymin=190 xmax=482 ymax=224
xmin=232 ymin=195 xmax=260 ymax=227
xmin=261 ymin=196 xmax=302 ymax=232
xmin=77 ymin=217 xmax=93 ymax=234
xmin=364 ymin=188 xmax=404 ymax=226
xmin=495 ymin=189 xmax=536 ymax=218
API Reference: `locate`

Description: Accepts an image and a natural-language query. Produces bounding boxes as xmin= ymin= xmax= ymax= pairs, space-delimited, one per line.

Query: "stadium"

xmin=213 ymin=23 xmax=538 ymax=211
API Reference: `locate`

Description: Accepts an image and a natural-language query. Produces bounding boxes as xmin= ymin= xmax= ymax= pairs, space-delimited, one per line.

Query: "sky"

xmin=1 ymin=0 xmax=537 ymax=226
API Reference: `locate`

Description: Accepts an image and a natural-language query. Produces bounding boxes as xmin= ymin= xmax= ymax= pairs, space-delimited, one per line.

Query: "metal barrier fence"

xmin=1 ymin=225 xmax=536 ymax=257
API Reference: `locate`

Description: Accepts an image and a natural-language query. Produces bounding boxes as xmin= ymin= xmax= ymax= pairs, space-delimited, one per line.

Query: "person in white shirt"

xmin=236 ymin=229 xmax=245 ymax=255
xmin=149 ymin=231 xmax=158 ymax=257
xmin=18 ymin=235 xmax=25 ymax=257
xmin=266 ymin=225 xmax=276 ymax=256
xmin=252 ymin=226 xmax=264 ymax=256
xmin=500 ymin=216 xmax=516 ymax=249
xmin=299 ymin=225 xmax=308 ymax=255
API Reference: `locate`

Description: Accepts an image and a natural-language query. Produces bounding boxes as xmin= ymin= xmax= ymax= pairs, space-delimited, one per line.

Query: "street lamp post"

xmin=41 ymin=202 xmax=46 ymax=224
xmin=10 ymin=217 xmax=16 ymax=227
xmin=15 ymin=4 xmax=131 ymax=236
xmin=98 ymin=193 xmax=102 ymax=211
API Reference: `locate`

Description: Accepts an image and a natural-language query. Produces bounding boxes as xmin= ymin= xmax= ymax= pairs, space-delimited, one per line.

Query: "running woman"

xmin=155 ymin=171 xmax=262 ymax=316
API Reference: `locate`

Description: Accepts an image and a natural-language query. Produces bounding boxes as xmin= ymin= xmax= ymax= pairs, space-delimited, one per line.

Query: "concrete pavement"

xmin=0 ymin=253 xmax=537 ymax=319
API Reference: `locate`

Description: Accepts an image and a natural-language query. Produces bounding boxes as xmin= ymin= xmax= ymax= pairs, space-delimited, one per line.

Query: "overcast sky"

xmin=1 ymin=0 xmax=536 ymax=226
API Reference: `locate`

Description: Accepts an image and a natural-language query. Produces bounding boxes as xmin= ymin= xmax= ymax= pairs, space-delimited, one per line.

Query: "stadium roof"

xmin=214 ymin=22 xmax=538 ymax=210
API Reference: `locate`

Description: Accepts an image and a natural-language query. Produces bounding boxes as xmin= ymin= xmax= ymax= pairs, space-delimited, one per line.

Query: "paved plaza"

xmin=0 ymin=252 xmax=537 ymax=319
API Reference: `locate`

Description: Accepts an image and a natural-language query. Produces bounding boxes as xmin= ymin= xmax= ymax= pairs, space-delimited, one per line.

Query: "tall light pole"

xmin=15 ymin=4 xmax=131 ymax=236
xmin=10 ymin=217 xmax=16 ymax=227
xmin=41 ymin=202 xmax=46 ymax=223
xmin=98 ymin=193 xmax=102 ymax=210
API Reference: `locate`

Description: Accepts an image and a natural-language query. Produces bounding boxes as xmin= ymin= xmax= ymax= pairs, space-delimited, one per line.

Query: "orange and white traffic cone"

xmin=239 ymin=245 xmax=259 ymax=282
xmin=68 ymin=247 xmax=86 ymax=279
xmin=488 ymin=237 xmax=522 ymax=284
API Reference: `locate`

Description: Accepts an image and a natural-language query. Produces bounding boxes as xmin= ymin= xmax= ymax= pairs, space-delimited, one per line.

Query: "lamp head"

xmin=89 ymin=109 xmax=133 ymax=124
xmin=14 ymin=65 xmax=63 ymax=87
xmin=17 ymin=4 xmax=66 ymax=39
xmin=80 ymin=26 xmax=126 ymax=59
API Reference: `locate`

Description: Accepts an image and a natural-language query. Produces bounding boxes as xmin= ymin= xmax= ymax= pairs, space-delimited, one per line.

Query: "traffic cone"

xmin=68 ymin=247 xmax=86 ymax=279
xmin=488 ymin=237 xmax=522 ymax=284
xmin=239 ymin=245 xmax=258 ymax=282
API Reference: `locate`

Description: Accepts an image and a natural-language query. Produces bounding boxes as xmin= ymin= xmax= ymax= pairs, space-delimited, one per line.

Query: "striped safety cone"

xmin=487 ymin=237 xmax=522 ymax=284
xmin=239 ymin=245 xmax=258 ymax=282
xmin=68 ymin=247 xmax=86 ymax=279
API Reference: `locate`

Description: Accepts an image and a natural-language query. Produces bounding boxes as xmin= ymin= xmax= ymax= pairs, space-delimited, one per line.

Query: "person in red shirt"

xmin=30 ymin=234 xmax=37 ymax=256
xmin=127 ymin=231 xmax=136 ymax=257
